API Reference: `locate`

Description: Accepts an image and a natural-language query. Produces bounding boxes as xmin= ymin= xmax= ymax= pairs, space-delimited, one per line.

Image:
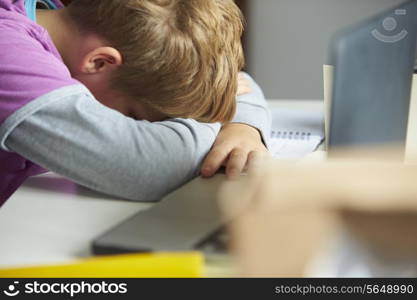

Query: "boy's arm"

xmin=2 ymin=77 xmax=270 ymax=202
xmin=2 ymin=85 xmax=220 ymax=202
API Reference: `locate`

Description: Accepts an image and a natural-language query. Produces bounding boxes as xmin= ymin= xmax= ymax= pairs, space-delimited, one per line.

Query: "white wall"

xmin=245 ymin=0 xmax=407 ymax=100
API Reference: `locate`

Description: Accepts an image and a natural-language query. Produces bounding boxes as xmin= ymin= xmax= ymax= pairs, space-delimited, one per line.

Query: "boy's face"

xmin=77 ymin=72 xmax=166 ymax=122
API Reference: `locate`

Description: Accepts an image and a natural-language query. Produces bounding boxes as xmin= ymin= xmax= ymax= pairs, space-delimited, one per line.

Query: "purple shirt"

xmin=0 ymin=0 xmax=76 ymax=205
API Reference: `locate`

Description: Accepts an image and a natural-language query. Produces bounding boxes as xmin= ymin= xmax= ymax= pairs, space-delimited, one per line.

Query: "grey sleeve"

xmin=1 ymin=74 xmax=270 ymax=202
xmin=232 ymin=73 xmax=272 ymax=148
xmin=1 ymin=85 xmax=220 ymax=202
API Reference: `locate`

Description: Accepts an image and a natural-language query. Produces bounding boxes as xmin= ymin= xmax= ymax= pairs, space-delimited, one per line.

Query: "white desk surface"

xmin=0 ymin=99 xmax=324 ymax=269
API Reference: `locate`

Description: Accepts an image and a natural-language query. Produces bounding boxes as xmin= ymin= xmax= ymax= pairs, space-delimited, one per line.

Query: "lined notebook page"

xmin=270 ymin=107 xmax=325 ymax=160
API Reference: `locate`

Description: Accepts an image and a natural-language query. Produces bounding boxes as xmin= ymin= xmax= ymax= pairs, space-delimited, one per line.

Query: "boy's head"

xmin=65 ymin=0 xmax=244 ymax=122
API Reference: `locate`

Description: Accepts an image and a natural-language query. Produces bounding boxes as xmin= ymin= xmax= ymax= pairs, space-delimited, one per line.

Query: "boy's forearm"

xmin=3 ymin=85 xmax=220 ymax=202
xmin=3 ymin=75 xmax=270 ymax=201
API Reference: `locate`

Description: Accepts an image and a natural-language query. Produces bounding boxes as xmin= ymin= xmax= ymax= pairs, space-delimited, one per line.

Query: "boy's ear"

xmin=81 ymin=47 xmax=122 ymax=74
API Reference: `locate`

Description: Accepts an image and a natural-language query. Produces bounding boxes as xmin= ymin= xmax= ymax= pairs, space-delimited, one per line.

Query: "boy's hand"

xmin=201 ymin=123 xmax=270 ymax=179
xmin=236 ymin=73 xmax=252 ymax=96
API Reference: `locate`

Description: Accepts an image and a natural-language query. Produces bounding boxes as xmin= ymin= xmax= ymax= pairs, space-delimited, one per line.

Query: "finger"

xmin=237 ymin=85 xmax=252 ymax=96
xmin=226 ymin=149 xmax=249 ymax=180
xmin=246 ymin=151 xmax=267 ymax=174
xmin=238 ymin=78 xmax=251 ymax=88
xmin=237 ymin=77 xmax=252 ymax=96
xmin=201 ymin=148 xmax=229 ymax=178
xmin=237 ymin=80 xmax=252 ymax=95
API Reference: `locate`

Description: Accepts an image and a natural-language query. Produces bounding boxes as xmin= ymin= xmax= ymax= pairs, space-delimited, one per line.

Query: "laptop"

xmin=328 ymin=0 xmax=417 ymax=152
xmin=92 ymin=177 xmax=229 ymax=255
xmin=92 ymin=0 xmax=417 ymax=256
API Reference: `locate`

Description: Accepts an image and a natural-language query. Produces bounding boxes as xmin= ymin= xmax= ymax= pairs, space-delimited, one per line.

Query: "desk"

xmin=0 ymin=99 xmax=324 ymax=269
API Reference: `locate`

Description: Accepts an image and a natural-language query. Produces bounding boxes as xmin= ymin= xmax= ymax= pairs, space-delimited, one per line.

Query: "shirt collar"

xmin=25 ymin=0 xmax=58 ymax=23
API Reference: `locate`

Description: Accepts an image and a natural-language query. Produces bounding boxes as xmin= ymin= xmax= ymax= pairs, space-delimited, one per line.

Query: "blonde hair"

xmin=67 ymin=0 xmax=244 ymax=123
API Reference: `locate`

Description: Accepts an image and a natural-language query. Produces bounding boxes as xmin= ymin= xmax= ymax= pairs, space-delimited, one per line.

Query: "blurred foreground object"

xmin=221 ymin=150 xmax=417 ymax=277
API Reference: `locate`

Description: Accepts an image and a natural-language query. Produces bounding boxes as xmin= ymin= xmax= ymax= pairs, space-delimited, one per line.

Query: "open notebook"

xmin=270 ymin=107 xmax=325 ymax=160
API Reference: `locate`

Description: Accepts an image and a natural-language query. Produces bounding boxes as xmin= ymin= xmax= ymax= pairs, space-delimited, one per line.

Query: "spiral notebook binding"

xmin=271 ymin=130 xmax=312 ymax=140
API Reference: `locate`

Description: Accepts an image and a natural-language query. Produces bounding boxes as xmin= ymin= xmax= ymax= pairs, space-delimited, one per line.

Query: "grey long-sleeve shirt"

xmin=1 ymin=74 xmax=271 ymax=202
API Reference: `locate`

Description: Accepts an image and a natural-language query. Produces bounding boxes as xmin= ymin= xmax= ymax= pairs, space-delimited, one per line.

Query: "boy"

xmin=0 ymin=0 xmax=271 ymax=205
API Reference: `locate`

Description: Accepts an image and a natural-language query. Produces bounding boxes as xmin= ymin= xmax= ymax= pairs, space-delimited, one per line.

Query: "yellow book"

xmin=0 ymin=252 xmax=205 ymax=278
